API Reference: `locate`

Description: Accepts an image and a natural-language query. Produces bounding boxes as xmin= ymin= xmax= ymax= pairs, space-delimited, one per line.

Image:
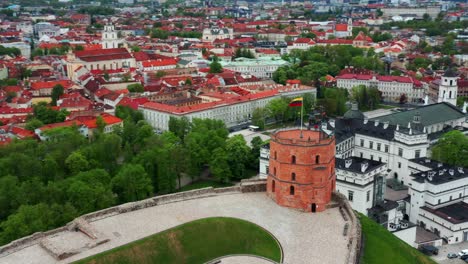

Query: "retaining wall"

xmin=332 ymin=192 xmax=362 ymax=264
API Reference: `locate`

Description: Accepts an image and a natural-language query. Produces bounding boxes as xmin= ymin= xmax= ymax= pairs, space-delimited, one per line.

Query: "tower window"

xmin=274 ymin=167 xmax=276 ymax=176
xmin=291 ymin=172 xmax=296 ymax=181
xmin=315 ymin=155 xmax=320 ymax=164
xmin=274 ymin=151 xmax=277 ymax=160
xmin=272 ymin=180 xmax=275 ymax=192
xmin=290 ymin=186 xmax=295 ymax=195
xmin=291 ymin=155 xmax=296 ymax=164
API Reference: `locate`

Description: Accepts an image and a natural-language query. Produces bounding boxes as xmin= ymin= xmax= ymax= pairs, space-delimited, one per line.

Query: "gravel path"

xmin=1 ymin=193 xmax=349 ymax=264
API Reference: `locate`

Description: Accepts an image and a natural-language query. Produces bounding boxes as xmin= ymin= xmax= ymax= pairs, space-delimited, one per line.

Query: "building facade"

xmin=335 ymin=157 xmax=387 ymax=215
xmin=336 ymin=74 xmax=424 ymax=103
xmin=407 ymin=159 xmax=468 ymax=244
xmin=267 ymin=129 xmax=336 ymax=212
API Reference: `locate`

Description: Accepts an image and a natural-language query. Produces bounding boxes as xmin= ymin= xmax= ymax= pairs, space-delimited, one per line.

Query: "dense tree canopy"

xmin=432 ymin=131 xmax=468 ymax=167
xmin=274 ymin=45 xmax=383 ymax=85
xmin=0 ymin=106 xmax=266 ymax=245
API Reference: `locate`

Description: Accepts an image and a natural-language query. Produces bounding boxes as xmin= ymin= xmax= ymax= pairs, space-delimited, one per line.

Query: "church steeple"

xmin=437 ymin=67 xmax=458 ymax=106
xmin=102 ymin=23 xmax=120 ymax=49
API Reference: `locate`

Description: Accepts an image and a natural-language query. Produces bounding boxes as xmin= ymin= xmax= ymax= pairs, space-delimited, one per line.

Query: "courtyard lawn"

xmin=177 ymin=179 xmax=234 ymax=192
xmin=74 ymin=217 xmax=282 ymax=264
xmin=360 ymin=214 xmax=436 ymax=264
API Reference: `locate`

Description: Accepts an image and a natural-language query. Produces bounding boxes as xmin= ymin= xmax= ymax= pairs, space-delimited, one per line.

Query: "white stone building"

xmin=335 ymin=157 xmax=387 ymax=215
xmin=336 ymin=74 xmax=425 ymax=103
xmin=141 ymin=87 xmax=316 ymax=131
xmin=202 ymin=27 xmax=233 ymax=42
xmin=220 ymin=57 xmax=289 ymax=79
xmin=407 ymin=159 xmax=468 ymax=244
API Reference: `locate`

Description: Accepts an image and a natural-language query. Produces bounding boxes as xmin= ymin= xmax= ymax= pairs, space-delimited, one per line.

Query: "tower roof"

xmin=443 ymin=68 xmax=457 ymax=78
xmin=343 ymin=102 xmax=364 ymax=120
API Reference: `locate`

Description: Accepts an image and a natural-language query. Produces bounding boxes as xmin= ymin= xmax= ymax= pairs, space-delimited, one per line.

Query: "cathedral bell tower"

xmin=438 ymin=68 xmax=458 ymax=106
xmin=102 ymin=24 xmax=120 ymax=49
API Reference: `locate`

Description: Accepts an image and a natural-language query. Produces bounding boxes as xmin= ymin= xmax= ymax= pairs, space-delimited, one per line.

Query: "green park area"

xmin=360 ymin=214 xmax=436 ymax=264
xmin=74 ymin=217 xmax=282 ymax=264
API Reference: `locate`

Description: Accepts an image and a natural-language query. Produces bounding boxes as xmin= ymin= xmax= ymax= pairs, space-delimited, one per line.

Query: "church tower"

xmin=438 ymin=68 xmax=458 ymax=106
xmin=347 ymin=18 xmax=353 ymax=37
xmin=102 ymin=24 xmax=120 ymax=49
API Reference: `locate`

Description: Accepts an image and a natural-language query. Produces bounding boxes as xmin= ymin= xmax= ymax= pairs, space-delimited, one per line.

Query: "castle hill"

xmin=0 ymin=1 xmax=467 ymax=264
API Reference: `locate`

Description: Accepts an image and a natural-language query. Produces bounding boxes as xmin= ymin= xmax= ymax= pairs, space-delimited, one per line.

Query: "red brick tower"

xmin=267 ymin=129 xmax=336 ymax=212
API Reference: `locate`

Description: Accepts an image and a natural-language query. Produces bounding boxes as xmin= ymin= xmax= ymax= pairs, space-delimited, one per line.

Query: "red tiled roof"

xmin=335 ymin=24 xmax=348 ymax=31
xmin=75 ymin=48 xmax=132 ymax=62
xmin=141 ymin=89 xmax=278 ymax=115
xmin=30 ymin=80 xmax=72 ymax=90
xmin=80 ymin=113 xmax=122 ymax=129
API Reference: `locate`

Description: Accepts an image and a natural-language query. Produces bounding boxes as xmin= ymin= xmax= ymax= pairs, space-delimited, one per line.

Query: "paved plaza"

xmin=1 ymin=193 xmax=350 ymax=264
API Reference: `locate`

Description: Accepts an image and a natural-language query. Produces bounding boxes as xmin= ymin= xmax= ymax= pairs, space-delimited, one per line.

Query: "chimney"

xmin=449 ymin=169 xmax=454 ymax=176
xmin=396 ymin=124 xmax=399 ymax=131
xmin=439 ymin=170 xmax=444 ymax=176
xmin=427 ymin=171 xmax=434 ymax=181
xmin=361 ymin=161 xmax=369 ymax=173
xmin=437 ymin=163 xmax=443 ymax=168
xmin=408 ymin=122 xmax=411 ymax=129
xmin=364 ymin=118 xmax=368 ymax=124
xmin=329 ymin=119 xmax=335 ymax=128
xmin=374 ymin=120 xmax=379 ymax=126
xmin=458 ymin=167 xmax=464 ymax=174
xmin=383 ymin=121 xmax=389 ymax=129
xmin=425 ymin=159 xmax=430 ymax=163
xmin=345 ymin=159 xmax=352 ymax=168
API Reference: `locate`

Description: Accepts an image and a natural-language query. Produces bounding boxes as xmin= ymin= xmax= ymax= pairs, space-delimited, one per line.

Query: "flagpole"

xmin=300 ymin=98 xmax=303 ymax=138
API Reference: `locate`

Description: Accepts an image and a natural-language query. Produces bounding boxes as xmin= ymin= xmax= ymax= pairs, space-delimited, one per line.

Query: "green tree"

xmin=266 ymin=98 xmax=288 ymax=123
xmin=225 ymin=135 xmax=251 ymax=180
xmin=68 ymin=169 xmax=115 ymax=212
xmin=51 ymin=84 xmax=64 ymax=106
xmin=209 ymin=148 xmax=231 ymax=183
xmin=25 ymin=118 xmax=44 ymax=131
xmin=168 ymin=116 xmax=191 ymax=142
xmin=95 ymin=116 xmax=106 ymax=134
xmin=65 ymin=151 xmax=89 ymax=175
xmin=111 ymin=164 xmax=153 ymax=203
xmin=251 ymin=107 xmax=267 ymax=130
xmin=209 ymin=56 xmax=223 ymax=73
xmin=0 ymin=203 xmax=55 ymax=245
xmin=0 ymin=175 xmax=20 ymax=220
xmin=127 ymin=83 xmax=144 ymax=93
xmin=431 ymin=131 xmax=468 ymax=167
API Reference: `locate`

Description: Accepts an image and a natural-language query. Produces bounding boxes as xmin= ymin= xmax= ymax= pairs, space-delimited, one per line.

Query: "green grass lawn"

xmin=359 ymin=214 xmax=436 ymax=264
xmin=177 ymin=180 xmax=234 ymax=192
xmin=74 ymin=217 xmax=282 ymax=264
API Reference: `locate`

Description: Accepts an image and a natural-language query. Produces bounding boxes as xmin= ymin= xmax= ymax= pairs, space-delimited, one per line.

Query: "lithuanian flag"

xmin=289 ymin=97 xmax=303 ymax=107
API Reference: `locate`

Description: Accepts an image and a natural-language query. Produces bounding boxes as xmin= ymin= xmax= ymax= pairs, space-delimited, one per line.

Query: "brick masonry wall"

xmin=267 ymin=129 xmax=336 ymax=212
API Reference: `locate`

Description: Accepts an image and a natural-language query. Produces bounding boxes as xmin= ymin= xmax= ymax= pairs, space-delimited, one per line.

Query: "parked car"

xmin=419 ymin=245 xmax=439 ymax=256
xmin=459 ymin=249 xmax=468 ymax=257
xmin=447 ymin=253 xmax=458 ymax=259
xmin=461 ymin=254 xmax=468 ymax=261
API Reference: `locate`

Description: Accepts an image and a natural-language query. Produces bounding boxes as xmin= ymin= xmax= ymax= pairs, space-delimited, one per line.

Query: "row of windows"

xmin=274 ymin=153 xmax=320 ymax=164
xmin=360 ymin=139 xmax=389 ymax=153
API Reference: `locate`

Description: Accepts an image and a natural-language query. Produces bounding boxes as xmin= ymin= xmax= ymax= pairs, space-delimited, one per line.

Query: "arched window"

xmin=290 ymin=186 xmax=295 ymax=195
xmin=291 ymin=172 xmax=296 ymax=181
xmin=315 ymin=155 xmax=320 ymax=164
xmin=272 ymin=180 xmax=275 ymax=192
xmin=291 ymin=155 xmax=296 ymax=164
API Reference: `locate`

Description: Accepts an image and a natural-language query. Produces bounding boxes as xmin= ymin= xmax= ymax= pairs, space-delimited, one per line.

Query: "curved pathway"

xmin=2 ymin=193 xmax=349 ymax=264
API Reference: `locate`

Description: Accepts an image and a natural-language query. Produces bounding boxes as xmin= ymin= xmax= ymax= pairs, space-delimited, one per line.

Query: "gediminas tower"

xmin=267 ymin=129 xmax=336 ymax=212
